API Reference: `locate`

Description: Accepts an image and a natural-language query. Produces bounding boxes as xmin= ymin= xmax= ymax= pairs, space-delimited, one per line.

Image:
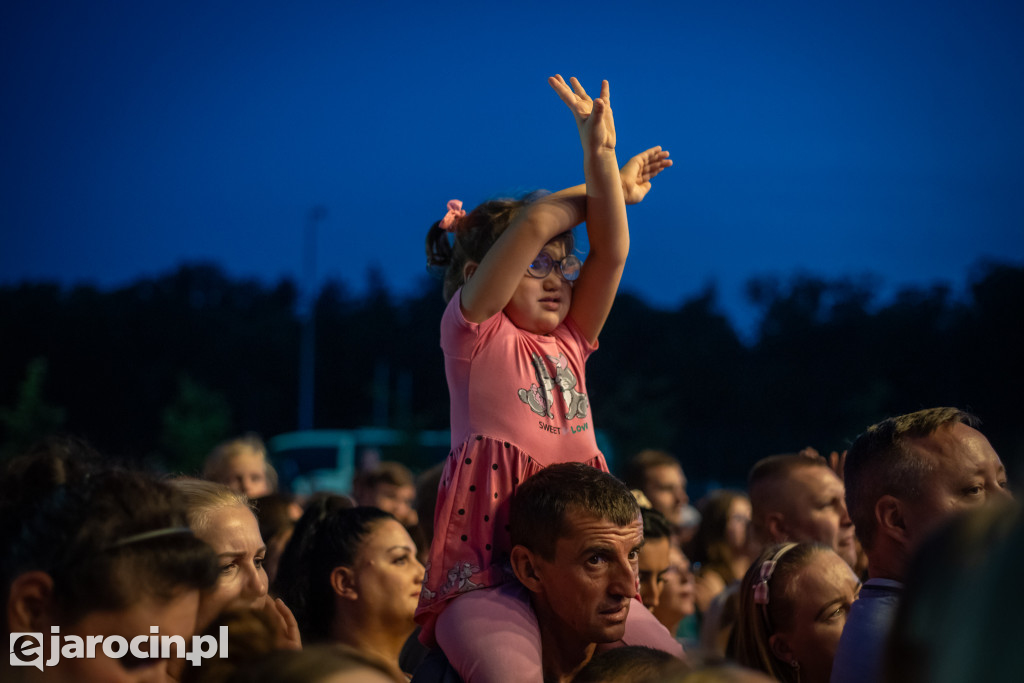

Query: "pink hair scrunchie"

xmin=439 ymin=199 xmax=466 ymax=232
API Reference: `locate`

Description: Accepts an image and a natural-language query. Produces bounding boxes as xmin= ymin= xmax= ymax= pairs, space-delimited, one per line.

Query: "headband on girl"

xmin=439 ymin=199 xmax=465 ymax=231
xmin=753 ymin=542 xmax=798 ymax=626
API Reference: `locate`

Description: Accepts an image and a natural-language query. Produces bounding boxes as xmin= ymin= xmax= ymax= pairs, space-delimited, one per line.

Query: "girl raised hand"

xmin=620 ymin=146 xmax=673 ymax=205
xmin=418 ymin=76 xmax=678 ymax=683
xmin=548 ymin=74 xmax=616 ymax=153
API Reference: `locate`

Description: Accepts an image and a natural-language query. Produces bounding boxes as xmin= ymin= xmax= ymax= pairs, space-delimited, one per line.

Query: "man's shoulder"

xmin=830 ymin=580 xmax=904 ymax=683
xmin=410 ymin=648 xmax=465 ymax=683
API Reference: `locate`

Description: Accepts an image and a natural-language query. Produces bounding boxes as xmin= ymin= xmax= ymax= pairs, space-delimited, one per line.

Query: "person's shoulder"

xmin=409 ymin=648 xmax=464 ymax=683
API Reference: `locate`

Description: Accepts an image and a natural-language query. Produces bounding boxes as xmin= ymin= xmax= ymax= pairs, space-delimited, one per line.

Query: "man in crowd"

xmin=510 ymin=463 xmax=683 ymax=681
xmin=748 ymin=452 xmax=858 ymax=568
xmin=830 ymin=407 xmax=1010 ymax=683
xmin=622 ymin=449 xmax=694 ymax=539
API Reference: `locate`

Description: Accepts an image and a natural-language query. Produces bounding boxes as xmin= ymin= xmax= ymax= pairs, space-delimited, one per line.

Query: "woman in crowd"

xmin=652 ymin=544 xmax=698 ymax=646
xmin=2 ymin=446 xmax=218 ymax=682
xmin=171 ymin=479 xmax=299 ymax=646
xmin=274 ymin=506 xmax=424 ymax=677
xmin=730 ymin=543 xmax=860 ymax=683
xmin=687 ymin=490 xmax=755 ymax=615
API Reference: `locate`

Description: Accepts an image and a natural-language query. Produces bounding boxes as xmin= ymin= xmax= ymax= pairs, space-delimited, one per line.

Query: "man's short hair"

xmin=844 ymin=407 xmax=979 ymax=550
xmin=641 ymin=507 xmax=673 ymax=542
xmin=747 ymin=453 xmax=828 ymax=537
xmin=510 ymin=463 xmax=639 ymax=560
xmin=622 ymin=449 xmax=680 ymax=490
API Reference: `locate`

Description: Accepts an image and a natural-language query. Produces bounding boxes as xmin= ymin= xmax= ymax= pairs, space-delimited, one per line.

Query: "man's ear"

xmin=766 ymin=512 xmax=788 ymax=543
xmin=7 ymin=571 xmax=55 ymax=632
xmin=875 ymin=494 xmax=909 ymax=545
xmin=462 ymin=261 xmax=478 ymax=282
xmin=329 ymin=566 xmax=358 ymax=601
xmin=768 ymin=632 xmax=796 ymax=668
xmin=510 ymin=545 xmax=543 ymax=594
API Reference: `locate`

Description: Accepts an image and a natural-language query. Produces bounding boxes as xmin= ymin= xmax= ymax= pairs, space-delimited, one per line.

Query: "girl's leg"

xmin=435 ymin=583 xmax=544 ymax=683
xmin=621 ymin=599 xmax=686 ymax=657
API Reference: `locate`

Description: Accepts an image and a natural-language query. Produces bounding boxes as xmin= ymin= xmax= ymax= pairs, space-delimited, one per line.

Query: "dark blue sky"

xmin=3 ymin=1 xmax=1022 ymax=334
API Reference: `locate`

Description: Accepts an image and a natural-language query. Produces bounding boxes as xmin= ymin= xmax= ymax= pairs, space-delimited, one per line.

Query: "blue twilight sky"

xmin=2 ymin=0 xmax=1023 ymax=335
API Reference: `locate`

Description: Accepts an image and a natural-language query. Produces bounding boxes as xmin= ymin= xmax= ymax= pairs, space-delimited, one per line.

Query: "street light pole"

xmin=298 ymin=205 xmax=326 ymax=431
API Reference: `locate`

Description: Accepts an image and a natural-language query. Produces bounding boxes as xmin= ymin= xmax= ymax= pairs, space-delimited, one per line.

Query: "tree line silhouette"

xmin=2 ymin=261 xmax=1021 ymax=485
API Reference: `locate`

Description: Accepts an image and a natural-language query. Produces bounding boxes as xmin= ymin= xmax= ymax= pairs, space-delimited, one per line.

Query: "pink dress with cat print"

xmin=415 ymin=288 xmax=607 ymax=645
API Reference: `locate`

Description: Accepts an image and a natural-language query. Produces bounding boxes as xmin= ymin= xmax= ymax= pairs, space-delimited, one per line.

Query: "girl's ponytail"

xmin=425 ymin=219 xmax=454 ymax=269
xmin=425 ymin=195 xmax=545 ymax=302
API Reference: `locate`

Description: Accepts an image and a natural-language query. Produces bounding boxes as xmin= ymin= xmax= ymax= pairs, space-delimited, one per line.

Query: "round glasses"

xmin=526 ymin=252 xmax=582 ymax=282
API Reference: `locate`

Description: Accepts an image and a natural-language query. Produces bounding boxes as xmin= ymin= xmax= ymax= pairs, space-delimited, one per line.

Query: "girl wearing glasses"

xmin=419 ymin=75 xmax=673 ymax=682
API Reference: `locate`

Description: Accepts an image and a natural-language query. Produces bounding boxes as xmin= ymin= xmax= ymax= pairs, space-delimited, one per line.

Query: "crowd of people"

xmin=2 ymin=410 xmax=1016 ymax=682
xmin=3 ymin=75 xmax=1019 ymax=682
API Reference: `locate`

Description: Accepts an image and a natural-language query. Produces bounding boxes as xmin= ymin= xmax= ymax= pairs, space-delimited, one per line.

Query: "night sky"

xmin=3 ymin=1 xmax=1022 ymax=335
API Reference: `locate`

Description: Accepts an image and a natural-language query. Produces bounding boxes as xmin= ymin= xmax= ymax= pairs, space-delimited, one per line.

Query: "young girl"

xmin=418 ymin=75 xmax=675 ymax=681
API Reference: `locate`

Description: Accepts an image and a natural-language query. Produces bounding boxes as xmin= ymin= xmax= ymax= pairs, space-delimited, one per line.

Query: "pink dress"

xmin=416 ymin=289 xmax=608 ymax=645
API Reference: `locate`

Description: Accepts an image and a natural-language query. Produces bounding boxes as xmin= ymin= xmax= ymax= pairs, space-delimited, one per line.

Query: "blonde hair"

xmin=171 ymin=477 xmax=254 ymax=536
xmin=203 ymin=433 xmax=278 ymax=493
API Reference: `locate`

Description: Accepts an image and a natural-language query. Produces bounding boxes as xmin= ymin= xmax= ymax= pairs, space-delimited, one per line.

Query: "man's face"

xmin=637 ymin=536 xmax=671 ymax=610
xmin=643 ymin=464 xmax=688 ymax=524
xmin=533 ymin=508 xmax=643 ymax=645
xmin=371 ymin=482 xmax=418 ymax=528
xmin=781 ymin=465 xmax=858 ymax=568
xmin=901 ymin=422 xmax=1011 ymax=544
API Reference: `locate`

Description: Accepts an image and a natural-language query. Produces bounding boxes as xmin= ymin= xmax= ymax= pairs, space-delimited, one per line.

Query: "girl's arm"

xmin=550 ymin=77 xmax=671 ymax=343
xmin=459 ymin=188 xmax=586 ymax=323
xmin=549 ymin=76 xmax=632 ymax=344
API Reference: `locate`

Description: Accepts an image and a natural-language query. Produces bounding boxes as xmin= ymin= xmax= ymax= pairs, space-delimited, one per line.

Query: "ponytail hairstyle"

xmin=1 ymin=442 xmax=218 ymax=626
xmin=425 ymin=191 xmax=575 ymax=302
xmin=271 ymin=499 xmax=393 ymax=643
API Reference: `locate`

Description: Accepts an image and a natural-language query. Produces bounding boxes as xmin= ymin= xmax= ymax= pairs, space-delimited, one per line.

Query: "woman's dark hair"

xmin=273 ymin=503 xmax=392 ymax=642
xmin=687 ymin=489 xmax=749 ymax=584
xmin=425 ymin=193 xmax=575 ymax=302
xmin=1 ymin=446 xmax=218 ymax=625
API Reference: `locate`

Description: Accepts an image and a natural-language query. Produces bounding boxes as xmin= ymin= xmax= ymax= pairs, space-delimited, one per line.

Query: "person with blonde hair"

xmin=171 ymin=479 xmax=299 ymax=647
xmin=203 ymin=433 xmax=277 ymax=499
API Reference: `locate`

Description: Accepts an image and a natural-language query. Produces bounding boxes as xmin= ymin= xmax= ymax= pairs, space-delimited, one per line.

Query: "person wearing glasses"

xmin=418 ymin=74 xmax=674 ymax=682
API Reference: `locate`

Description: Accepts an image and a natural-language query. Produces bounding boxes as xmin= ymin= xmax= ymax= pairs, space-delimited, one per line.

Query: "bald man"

xmin=748 ymin=453 xmax=858 ymax=568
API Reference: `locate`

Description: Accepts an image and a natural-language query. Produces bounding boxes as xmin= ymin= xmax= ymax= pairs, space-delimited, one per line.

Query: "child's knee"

xmin=435 ymin=585 xmax=544 ymax=683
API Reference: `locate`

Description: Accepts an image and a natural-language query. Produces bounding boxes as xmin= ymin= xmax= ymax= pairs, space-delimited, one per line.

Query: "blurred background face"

xmin=194 ymin=504 xmax=268 ymax=630
xmin=368 ymin=483 xmax=418 ymax=528
xmin=221 ymin=448 xmax=271 ymax=499
xmin=727 ymin=496 xmax=753 ymax=552
xmin=644 ymin=464 xmax=688 ymax=524
xmin=652 ymin=545 xmax=696 ymax=632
